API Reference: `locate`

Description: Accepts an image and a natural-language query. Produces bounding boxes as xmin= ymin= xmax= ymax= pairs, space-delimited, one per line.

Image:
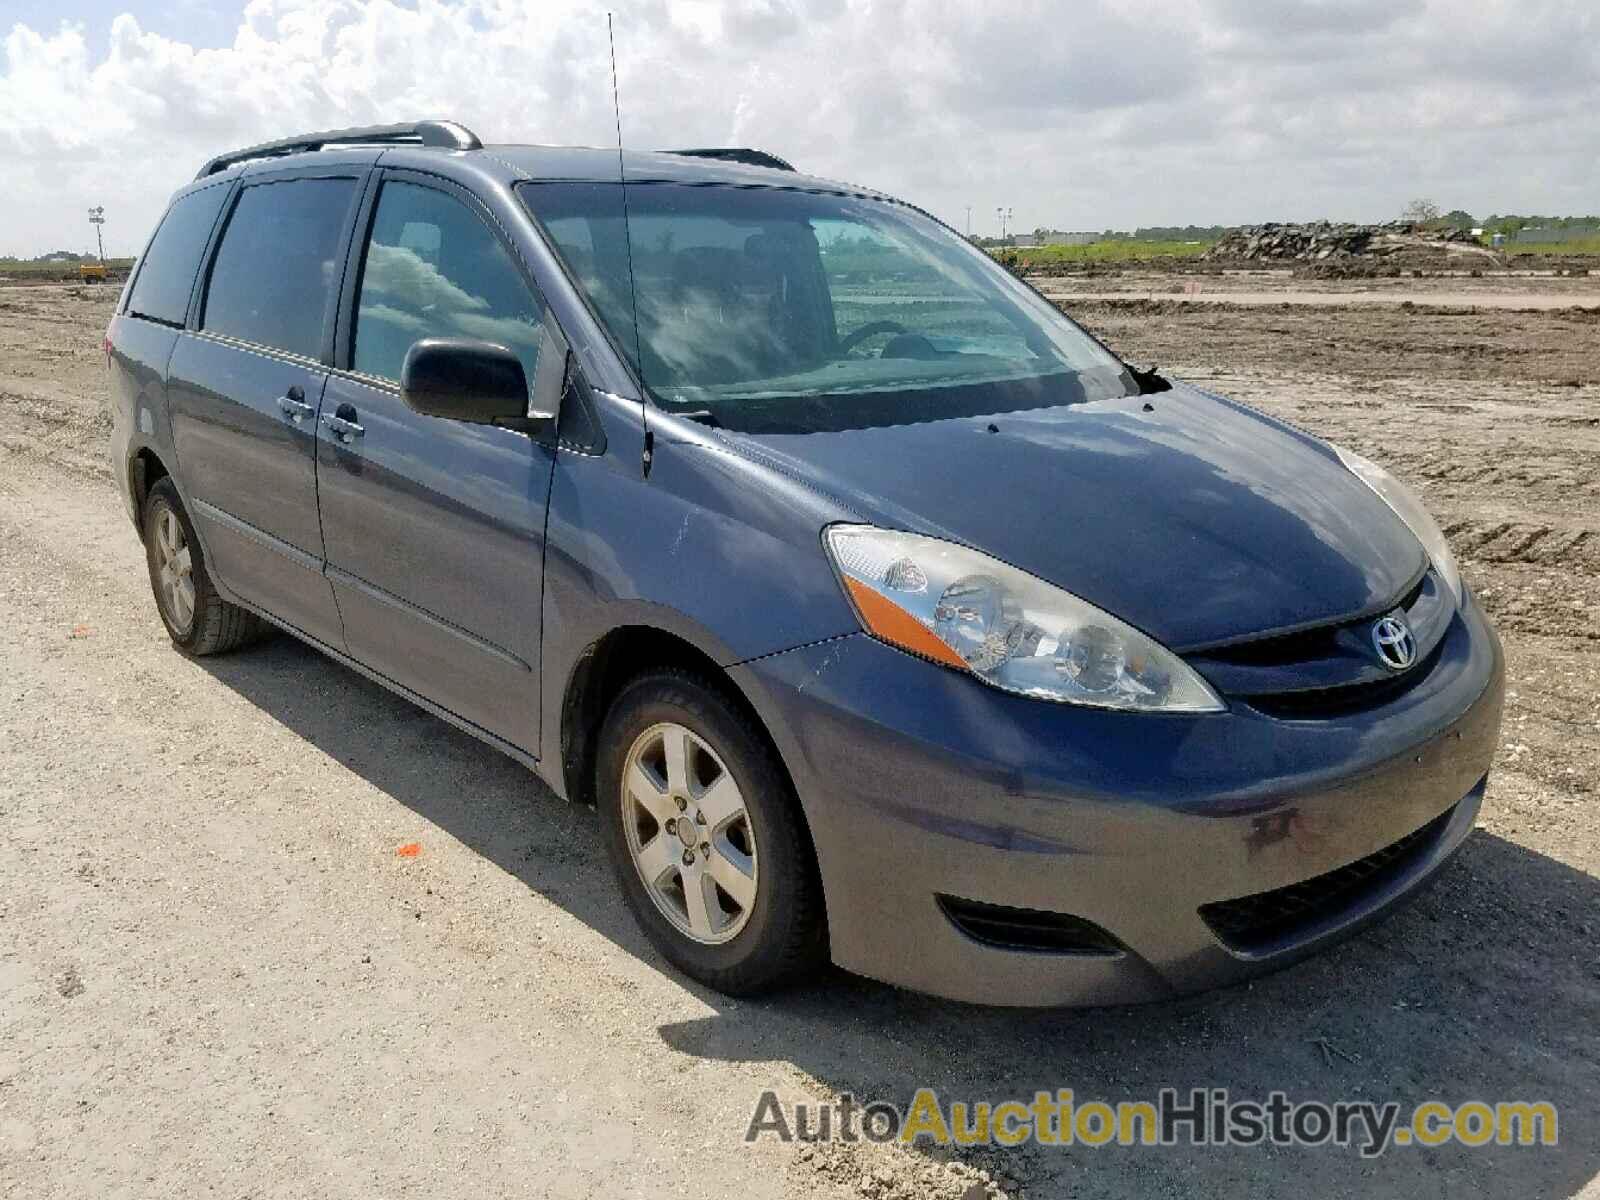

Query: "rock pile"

xmin=1204 ymin=221 xmax=1482 ymax=263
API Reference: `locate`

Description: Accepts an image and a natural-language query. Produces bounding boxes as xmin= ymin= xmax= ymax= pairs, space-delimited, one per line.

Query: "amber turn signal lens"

xmin=842 ymin=576 xmax=969 ymax=670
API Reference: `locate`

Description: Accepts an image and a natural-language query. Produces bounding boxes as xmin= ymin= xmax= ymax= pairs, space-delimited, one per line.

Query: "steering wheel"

xmin=839 ymin=320 xmax=908 ymax=354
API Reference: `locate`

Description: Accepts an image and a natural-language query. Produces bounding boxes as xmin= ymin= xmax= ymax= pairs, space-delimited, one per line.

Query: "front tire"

xmin=142 ymin=477 xmax=268 ymax=656
xmin=596 ymin=669 xmax=827 ymax=995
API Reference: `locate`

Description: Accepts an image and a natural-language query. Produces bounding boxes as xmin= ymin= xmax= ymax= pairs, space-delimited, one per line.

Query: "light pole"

xmin=965 ymin=205 xmax=972 ymax=237
xmin=87 ymin=207 xmax=106 ymax=261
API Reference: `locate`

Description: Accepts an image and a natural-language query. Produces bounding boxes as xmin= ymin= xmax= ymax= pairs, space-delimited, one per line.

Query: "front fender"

xmin=535 ymin=397 xmax=860 ymax=790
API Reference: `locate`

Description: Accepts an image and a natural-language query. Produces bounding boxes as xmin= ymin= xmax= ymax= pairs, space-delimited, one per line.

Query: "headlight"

xmin=823 ymin=525 xmax=1224 ymax=712
xmin=1334 ymin=446 xmax=1462 ymax=605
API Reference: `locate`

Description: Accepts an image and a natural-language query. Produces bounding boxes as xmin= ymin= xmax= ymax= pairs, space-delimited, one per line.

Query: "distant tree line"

xmin=1400 ymin=200 xmax=1598 ymax=234
xmin=976 ymin=210 xmax=1600 ymax=251
xmin=1025 ymin=226 xmax=1230 ymax=242
xmin=1124 ymin=225 xmax=1231 ymax=242
xmin=1478 ymin=214 xmax=1600 ymax=235
xmin=0 ymin=250 xmax=96 ymax=264
xmin=975 ymin=225 xmax=1227 ymax=248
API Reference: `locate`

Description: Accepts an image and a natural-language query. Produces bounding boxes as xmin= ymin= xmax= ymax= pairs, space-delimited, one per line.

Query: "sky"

xmin=1 ymin=0 xmax=1596 ymax=257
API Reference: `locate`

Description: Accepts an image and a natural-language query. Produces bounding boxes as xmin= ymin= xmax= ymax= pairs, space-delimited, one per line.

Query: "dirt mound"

xmin=1204 ymin=221 xmax=1498 ymax=269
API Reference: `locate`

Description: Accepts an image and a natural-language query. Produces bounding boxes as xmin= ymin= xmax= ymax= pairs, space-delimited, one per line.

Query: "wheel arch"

xmin=129 ymin=445 xmax=171 ymax=520
xmin=559 ymin=624 xmax=789 ymax=813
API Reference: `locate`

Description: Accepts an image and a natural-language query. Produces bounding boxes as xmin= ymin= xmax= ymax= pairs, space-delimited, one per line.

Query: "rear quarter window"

xmin=126 ymin=184 xmax=231 ymax=327
xmin=202 ymin=177 xmax=360 ymax=360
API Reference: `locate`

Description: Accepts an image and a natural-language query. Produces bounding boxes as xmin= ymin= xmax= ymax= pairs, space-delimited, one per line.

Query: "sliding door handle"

xmin=277 ymin=390 xmax=314 ymax=421
xmin=322 ymin=411 xmax=365 ymax=444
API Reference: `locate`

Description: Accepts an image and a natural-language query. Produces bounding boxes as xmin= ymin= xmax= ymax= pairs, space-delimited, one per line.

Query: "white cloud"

xmin=1 ymin=0 xmax=1596 ymax=256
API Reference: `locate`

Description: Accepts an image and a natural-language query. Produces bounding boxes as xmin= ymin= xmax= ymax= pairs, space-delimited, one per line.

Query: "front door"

xmin=315 ymin=174 xmax=557 ymax=751
xmin=166 ymin=173 xmax=364 ymax=646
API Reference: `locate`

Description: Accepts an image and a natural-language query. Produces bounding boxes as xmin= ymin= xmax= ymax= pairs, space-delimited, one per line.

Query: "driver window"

xmin=353 ymin=181 xmax=545 ymax=389
xmin=812 ymin=218 xmax=1021 ymax=360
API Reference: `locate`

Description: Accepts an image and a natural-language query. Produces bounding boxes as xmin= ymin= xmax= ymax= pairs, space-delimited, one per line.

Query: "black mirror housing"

xmin=400 ymin=338 xmax=541 ymax=430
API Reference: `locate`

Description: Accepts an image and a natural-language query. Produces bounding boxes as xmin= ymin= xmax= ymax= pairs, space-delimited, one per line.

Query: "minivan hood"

xmin=734 ymin=383 xmax=1425 ymax=650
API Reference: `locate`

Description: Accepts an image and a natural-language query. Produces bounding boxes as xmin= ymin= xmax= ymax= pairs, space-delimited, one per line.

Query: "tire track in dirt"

xmin=1446 ymin=520 xmax=1598 ymax=571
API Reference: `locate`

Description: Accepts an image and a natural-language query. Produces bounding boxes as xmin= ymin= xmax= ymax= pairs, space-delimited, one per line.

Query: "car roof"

xmin=480 ymin=144 xmax=890 ymax=200
xmin=189 ymin=121 xmax=894 ymax=204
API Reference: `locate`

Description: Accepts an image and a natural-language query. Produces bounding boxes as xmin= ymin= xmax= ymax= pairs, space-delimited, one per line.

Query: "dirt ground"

xmin=1 ymin=283 xmax=1597 ymax=1200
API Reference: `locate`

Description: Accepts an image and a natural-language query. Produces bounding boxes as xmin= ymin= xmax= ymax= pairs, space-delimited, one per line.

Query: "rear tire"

xmin=596 ymin=669 xmax=827 ymax=995
xmin=142 ymin=477 xmax=269 ymax=656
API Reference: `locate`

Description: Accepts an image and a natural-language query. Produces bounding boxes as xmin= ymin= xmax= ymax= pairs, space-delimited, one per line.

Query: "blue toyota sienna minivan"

xmin=107 ymin=122 xmax=1504 ymax=1005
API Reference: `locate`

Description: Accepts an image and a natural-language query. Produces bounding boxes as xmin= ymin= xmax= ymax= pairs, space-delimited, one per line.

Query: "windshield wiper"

xmin=673 ymin=408 xmax=723 ymax=427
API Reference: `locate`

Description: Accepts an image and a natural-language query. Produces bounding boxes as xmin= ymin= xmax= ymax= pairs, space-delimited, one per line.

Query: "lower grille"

xmin=1198 ymin=804 xmax=1456 ymax=952
xmin=938 ymin=895 xmax=1122 ymax=955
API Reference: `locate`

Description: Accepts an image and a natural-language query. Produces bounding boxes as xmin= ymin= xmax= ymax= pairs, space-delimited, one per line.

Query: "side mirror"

xmin=400 ymin=338 xmax=555 ymax=436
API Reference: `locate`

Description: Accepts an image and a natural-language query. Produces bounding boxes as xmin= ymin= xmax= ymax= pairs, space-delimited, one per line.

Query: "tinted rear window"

xmin=202 ymin=177 xmax=359 ymax=360
xmin=126 ymin=185 xmax=230 ymax=326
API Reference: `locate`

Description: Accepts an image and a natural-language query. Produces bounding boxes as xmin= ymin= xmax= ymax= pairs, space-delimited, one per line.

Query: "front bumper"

xmin=731 ymin=590 xmax=1505 ymax=1006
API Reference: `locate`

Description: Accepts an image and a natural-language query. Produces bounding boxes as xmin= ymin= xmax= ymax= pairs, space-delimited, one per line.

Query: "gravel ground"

xmin=1 ymin=286 xmax=1597 ymax=1200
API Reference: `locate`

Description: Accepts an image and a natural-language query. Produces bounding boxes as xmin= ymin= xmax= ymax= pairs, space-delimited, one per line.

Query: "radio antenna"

xmin=607 ymin=12 xmax=647 ymax=451
xmin=607 ymin=12 xmax=626 ymax=178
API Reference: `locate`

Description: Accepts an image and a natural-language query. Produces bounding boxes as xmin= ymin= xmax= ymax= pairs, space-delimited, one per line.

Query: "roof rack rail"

xmin=195 ymin=120 xmax=482 ymax=180
xmin=667 ymin=148 xmax=796 ymax=172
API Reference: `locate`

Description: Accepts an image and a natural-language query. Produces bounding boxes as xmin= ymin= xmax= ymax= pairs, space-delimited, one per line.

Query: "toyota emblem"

xmin=1371 ymin=615 xmax=1417 ymax=671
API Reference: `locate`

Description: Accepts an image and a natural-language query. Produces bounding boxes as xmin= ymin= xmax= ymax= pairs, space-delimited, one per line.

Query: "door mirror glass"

xmin=400 ymin=338 xmax=545 ymax=432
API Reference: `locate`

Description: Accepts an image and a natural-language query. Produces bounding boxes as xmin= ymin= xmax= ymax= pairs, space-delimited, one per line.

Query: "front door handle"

xmin=277 ymin=386 xmax=314 ymax=422
xmin=322 ymin=405 xmax=365 ymax=444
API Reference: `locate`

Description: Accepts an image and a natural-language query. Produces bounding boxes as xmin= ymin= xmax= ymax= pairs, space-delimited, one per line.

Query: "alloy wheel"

xmin=153 ymin=506 xmax=195 ymax=633
xmin=620 ymin=721 xmax=759 ymax=945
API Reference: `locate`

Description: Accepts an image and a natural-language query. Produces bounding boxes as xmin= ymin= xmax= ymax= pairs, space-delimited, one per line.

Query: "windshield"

xmin=520 ymin=181 xmax=1135 ymax=433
